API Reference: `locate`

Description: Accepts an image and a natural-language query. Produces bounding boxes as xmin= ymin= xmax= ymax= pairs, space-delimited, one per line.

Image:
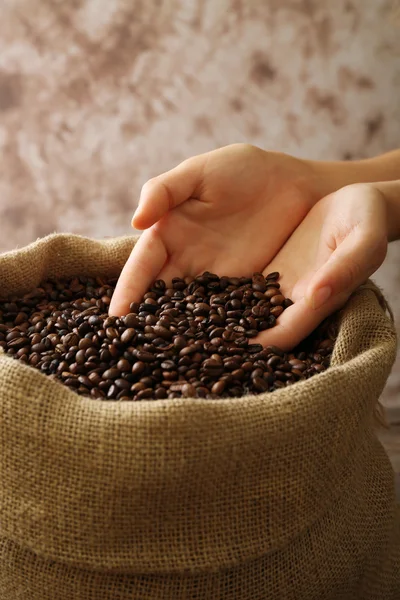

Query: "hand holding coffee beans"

xmin=0 ymin=271 xmax=333 ymax=401
xmin=109 ymin=144 xmax=318 ymax=323
xmin=110 ymin=144 xmax=399 ymax=351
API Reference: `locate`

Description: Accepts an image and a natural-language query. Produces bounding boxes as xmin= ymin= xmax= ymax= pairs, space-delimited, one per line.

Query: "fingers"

xmin=109 ymin=229 xmax=167 ymax=316
xmin=256 ymin=226 xmax=387 ymax=351
xmin=255 ymin=296 xmax=342 ymax=351
xmin=305 ymin=230 xmax=387 ymax=310
xmin=157 ymin=262 xmax=186 ymax=287
xmin=132 ymin=155 xmax=207 ymax=230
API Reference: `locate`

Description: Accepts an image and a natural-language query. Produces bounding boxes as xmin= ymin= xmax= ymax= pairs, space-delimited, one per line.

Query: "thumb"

xmin=132 ymin=155 xmax=206 ymax=230
xmin=305 ymin=230 xmax=387 ymax=310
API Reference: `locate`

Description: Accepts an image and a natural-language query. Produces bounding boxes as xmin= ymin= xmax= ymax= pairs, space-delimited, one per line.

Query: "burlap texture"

xmin=0 ymin=233 xmax=399 ymax=600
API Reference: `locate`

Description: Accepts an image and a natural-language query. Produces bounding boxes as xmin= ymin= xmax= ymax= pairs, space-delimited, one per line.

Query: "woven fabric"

xmin=0 ymin=233 xmax=399 ymax=599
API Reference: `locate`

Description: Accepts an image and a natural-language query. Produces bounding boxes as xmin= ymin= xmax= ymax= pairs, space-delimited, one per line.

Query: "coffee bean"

xmin=203 ymin=358 xmax=223 ymax=370
xmin=117 ymin=358 xmax=131 ymax=372
xmin=102 ymin=368 xmax=120 ymax=380
xmin=0 ymin=272 xmax=333 ymax=401
xmin=161 ymin=360 xmax=175 ymax=370
xmin=31 ymin=342 xmax=46 ymax=353
xmin=180 ymin=343 xmax=201 ymax=357
xmin=65 ymin=377 xmax=80 ymax=388
xmin=107 ymin=384 xmax=119 ymax=399
xmin=211 ymin=380 xmax=226 ymax=394
xmin=173 ymin=335 xmax=187 ymax=350
xmin=210 ymin=327 xmax=225 ymax=339
xmin=210 ymin=353 xmax=223 ymax=363
xmin=130 ymin=382 xmax=145 ymax=393
xmin=88 ymin=372 xmax=102 ymax=386
xmin=115 ymin=378 xmax=131 ymax=390
xmin=134 ymin=350 xmax=156 ymax=363
xmin=270 ymin=306 xmax=284 ymax=318
xmin=267 ymin=356 xmax=281 ymax=368
xmin=266 ymin=272 xmax=279 ymax=280
xmin=264 ymin=288 xmax=279 ymax=300
xmin=131 ymin=361 xmax=145 ymax=377
xmin=252 ymin=376 xmax=269 ymax=392
xmin=78 ymin=375 xmax=92 ymax=388
xmin=270 ymin=294 xmax=285 ymax=306
xmin=182 ymin=383 xmax=196 ymax=398
xmin=7 ymin=336 xmax=29 ymax=349
xmin=75 ymin=349 xmax=86 ymax=365
xmin=252 ymin=280 xmax=266 ymax=292
xmin=153 ymin=325 xmax=172 ymax=340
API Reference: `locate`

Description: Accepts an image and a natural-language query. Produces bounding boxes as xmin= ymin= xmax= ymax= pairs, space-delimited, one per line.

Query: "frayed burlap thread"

xmin=0 ymin=234 xmax=399 ymax=600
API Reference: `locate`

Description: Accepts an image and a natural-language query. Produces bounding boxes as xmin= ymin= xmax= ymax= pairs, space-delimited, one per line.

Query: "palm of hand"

xmin=110 ymin=145 xmax=316 ymax=315
xmin=257 ymin=185 xmax=387 ymax=349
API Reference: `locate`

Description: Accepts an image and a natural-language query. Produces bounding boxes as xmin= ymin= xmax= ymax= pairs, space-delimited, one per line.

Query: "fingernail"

xmin=131 ymin=207 xmax=141 ymax=226
xmin=310 ymin=286 xmax=331 ymax=310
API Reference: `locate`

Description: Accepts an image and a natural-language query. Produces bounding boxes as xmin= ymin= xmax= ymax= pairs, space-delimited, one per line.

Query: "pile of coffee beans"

xmin=0 ymin=272 xmax=334 ymax=400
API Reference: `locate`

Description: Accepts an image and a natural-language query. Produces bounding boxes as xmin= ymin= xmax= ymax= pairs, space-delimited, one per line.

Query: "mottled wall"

xmin=0 ymin=0 xmax=400 ymax=418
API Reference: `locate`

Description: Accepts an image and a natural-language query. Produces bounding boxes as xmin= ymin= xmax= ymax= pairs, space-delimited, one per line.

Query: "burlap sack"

xmin=0 ymin=233 xmax=399 ymax=600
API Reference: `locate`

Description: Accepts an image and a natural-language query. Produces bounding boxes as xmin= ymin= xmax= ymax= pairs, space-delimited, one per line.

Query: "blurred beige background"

xmin=0 ymin=0 xmax=399 ymax=483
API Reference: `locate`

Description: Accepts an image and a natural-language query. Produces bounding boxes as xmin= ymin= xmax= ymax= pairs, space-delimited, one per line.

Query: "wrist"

xmin=372 ymin=180 xmax=400 ymax=242
xmin=304 ymin=149 xmax=400 ymax=200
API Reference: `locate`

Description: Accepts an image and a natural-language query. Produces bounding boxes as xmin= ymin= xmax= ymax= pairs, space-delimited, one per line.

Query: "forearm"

xmin=306 ymin=149 xmax=400 ymax=199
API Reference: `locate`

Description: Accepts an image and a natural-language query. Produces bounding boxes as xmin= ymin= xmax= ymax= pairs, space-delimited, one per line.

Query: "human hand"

xmin=255 ymin=183 xmax=388 ymax=350
xmin=110 ymin=144 xmax=318 ymax=315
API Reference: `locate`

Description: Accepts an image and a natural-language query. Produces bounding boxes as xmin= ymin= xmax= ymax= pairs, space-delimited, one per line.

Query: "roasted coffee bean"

xmin=270 ymin=306 xmax=284 ymax=318
xmin=266 ymin=272 xmax=279 ymax=280
xmin=203 ymin=358 xmax=224 ymax=370
xmin=180 ymin=343 xmax=201 ymax=356
xmin=212 ymin=380 xmax=226 ymax=395
xmin=0 ymin=272 xmax=333 ymax=400
xmin=78 ymin=375 xmax=92 ymax=388
xmin=153 ymin=325 xmax=172 ymax=340
xmin=231 ymin=368 xmax=245 ymax=380
xmin=78 ymin=338 xmax=93 ymax=350
xmin=134 ymin=350 xmax=156 ymax=363
xmin=270 ymin=294 xmax=285 ymax=306
xmin=161 ymin=360 xmax=175 ymax=370
xmin=31 ymin=342 xmax=46 ymax=353
xmin=121 ymin=328 xmax=136 ymax=344
xmin=131 ymin=361 xmax=145 ymax=376
xmin=182 ymin=383 xmax=196 ymax=398
xmin=7 ymin=336 xmax=29 ymax=349
xmin=88 ymin=372 xmax=102 ymax=386
xmin=65 ymin=377 xmax=80 ymax=388
xmin=252 ymin=376 xmax=269 ymax=392
xmin=267 ymin=355 xmax=281 ymax=368
xmin=117 ymin=358 xmax=131 ymax=372
xmin=102 ymin=368 xmax=120 ymax=380
xmin=195 ymin=386 xmax=208 ymax=398
xmin=114 ymin=378 xmax=131 ymax=390
xmin=131 ymin=382 xmax=146 ymax=393
xmin=75 ymin=349 xmax=86 ymax=365
xmin=252 ymin=280 xmax=267 ymax=293
xmin=106 ymin=327 xmax=119 ymax=340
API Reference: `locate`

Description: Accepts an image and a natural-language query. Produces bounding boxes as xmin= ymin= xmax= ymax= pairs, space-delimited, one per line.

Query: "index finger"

xmin=109 ymin=229 xmax=167 ymax=316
